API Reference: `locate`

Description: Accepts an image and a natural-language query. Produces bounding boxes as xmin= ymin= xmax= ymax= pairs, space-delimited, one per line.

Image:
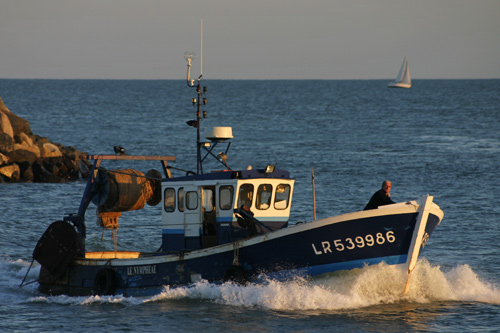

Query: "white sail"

xmin=388 ymin=57 xmax=411 ymax=88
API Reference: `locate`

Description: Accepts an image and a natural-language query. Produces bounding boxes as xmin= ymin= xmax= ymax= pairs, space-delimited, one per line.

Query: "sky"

xmin=1 ymin=0 xmax=499 ymax=80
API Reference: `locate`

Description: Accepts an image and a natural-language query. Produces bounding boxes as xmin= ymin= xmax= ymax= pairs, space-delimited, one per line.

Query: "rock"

xmin=34 ymin=136 xmax=50 ymax=145
xmin=22 ymin=164 xmax=35 ymax=182
xmin=13 ymin=130 xmax=41 ymax=157
xmin=32 ymin=159 xmax=66 ymax=183
xmin=0 ymin=109 xmax=14 ymax=138
xmin=18 ymin=132 xmax=34 ymax=146
xmin=0 ymin=98 xmax=91 ymax=183
xmin=14 ymin=142 xmax=41 ymax=157
xmin=0 ymin=98 xmax=32 ymax=137
xmin=7 ymin=149 xmax=38 ymax=165
xmin=0 ymin=164 xmax=20 ymax=181
xmin=0 ymin=132 xmax=14 ymax=153
xmin=17 ymin=161 xmax=34 ymax=182
xmin=0 ymin=152 xmax=8 ymax=164
xmin=41 ymin=142 xmax=62 ymax=158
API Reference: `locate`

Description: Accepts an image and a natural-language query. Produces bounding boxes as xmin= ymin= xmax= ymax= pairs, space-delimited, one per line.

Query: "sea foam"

xmin=4 ymin=257 xmax=499 ymax=309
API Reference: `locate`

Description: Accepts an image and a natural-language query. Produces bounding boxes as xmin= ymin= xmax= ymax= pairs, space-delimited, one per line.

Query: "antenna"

xmin=184 ymin=19 xmax=205 ymax=174
xmin=184 ymin=19 xmax=203 ymax=87
xmin=200 ymin=18 xmax=203 ymax=76
xmin=184 ymin=52 xmax=196 ymax=87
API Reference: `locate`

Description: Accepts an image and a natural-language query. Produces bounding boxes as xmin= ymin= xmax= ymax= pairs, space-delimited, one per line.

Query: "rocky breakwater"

xmin=0 ymin=98 xmax=91 ymax=182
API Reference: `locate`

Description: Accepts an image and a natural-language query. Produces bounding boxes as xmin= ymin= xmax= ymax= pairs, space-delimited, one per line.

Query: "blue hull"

xmin=38 ymin=205 xmax=442 ymax=297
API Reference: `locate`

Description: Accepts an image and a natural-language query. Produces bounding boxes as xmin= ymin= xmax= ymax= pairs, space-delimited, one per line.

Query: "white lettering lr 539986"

xmin=312 ymin=231 xmax=396 ymax=255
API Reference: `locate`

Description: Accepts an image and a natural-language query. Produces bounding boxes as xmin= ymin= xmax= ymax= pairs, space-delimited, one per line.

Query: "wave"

xmin=3 ymin=257 xmax=500 ymax=310
xmin=147 ymin=259 xmax=500 ymax=310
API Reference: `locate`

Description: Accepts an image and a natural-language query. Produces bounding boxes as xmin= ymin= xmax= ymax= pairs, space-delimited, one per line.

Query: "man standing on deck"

xmin=364 ymin=180 xmax=395 ymax=210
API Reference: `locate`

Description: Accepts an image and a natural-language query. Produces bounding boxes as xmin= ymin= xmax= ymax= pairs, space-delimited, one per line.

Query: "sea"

xmin=1 ymin=78 xmax=499 ymax=332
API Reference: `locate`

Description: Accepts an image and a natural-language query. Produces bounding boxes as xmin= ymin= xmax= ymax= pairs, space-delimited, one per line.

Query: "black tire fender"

xmin=93 ymin=268 xmax=117 ymax=295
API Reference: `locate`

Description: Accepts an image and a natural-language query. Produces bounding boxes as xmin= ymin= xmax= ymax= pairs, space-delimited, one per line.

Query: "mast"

xmin=184 ymin=20 xmax=230 ymax=174
xmin=196 ymin=77 xmax=203 ymax=174
xmin=184 ymin=19 xmax=205 ymax=174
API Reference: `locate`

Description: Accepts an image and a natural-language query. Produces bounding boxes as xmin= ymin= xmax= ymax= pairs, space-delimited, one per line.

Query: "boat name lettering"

xmin=312 ymin=231 xmax=396 ymax=255
xmin=127 ymin=265 xmax=157 ymax=276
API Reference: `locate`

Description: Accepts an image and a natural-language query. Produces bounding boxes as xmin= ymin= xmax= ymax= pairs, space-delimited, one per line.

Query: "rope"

xmin=19 ymin=259 xmax=35 ymax=287
xmin=232 ymin=241 xmax=241 ymax=266
xmin=19 ymin=261 xmax=57 ymax=288
xmin=19 ymin=278 xmax=39 ymax=287
xmin=113 ymin=229 xmax=118 ymax=252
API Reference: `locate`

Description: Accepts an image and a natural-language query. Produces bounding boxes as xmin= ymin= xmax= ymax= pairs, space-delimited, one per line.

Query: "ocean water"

xmin=1 ymin=79 xmax=500 ymax=332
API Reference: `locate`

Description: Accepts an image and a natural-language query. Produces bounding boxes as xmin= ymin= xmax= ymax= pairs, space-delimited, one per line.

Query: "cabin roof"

xmin=164 ymin=168 xmax=291 ymax=182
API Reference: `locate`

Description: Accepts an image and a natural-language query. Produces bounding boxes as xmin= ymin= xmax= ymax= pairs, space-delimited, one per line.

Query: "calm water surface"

xmin=1 ymin=79 xmax=500 ymax=332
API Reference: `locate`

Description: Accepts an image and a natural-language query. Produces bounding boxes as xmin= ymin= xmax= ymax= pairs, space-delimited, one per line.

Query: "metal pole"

xmin=312 ymin=168 xmax=316 ymax=220
xmin=197 ymin=19 xmax=203 ymax=174
xmin=197 ymin=82 xmax=202 ymax=174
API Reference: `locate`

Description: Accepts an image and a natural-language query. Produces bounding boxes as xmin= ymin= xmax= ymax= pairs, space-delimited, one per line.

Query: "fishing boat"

xmin=388 ymin=56 xmax=412 ymax=88
xmin=25 ymin=52 xmax=442 ymax=297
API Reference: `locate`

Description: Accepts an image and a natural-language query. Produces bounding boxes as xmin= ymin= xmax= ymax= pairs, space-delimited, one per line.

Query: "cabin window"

xmin=164 ymin=188 xmax=176 ymax=212
xmin=202 ymin=188 xmax=214 ymax=213
xmin=178 ymin=187 xmax=184 ymax=212
xmin=256 ymin=184 xmax=273 ymax=210
xmin=219 ymin=185 xmax=234 ymax=210
xmin=237 ymin=184 xmax=254 ymax=209
xmin=274 ymin=184 xmax=291 ymax=210
xmin=186 ymin=191 xmax=198 ymax=210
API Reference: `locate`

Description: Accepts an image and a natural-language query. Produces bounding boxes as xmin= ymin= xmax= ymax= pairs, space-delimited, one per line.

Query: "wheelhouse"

xmin=161 ymin=168 xmax=294 ymax=251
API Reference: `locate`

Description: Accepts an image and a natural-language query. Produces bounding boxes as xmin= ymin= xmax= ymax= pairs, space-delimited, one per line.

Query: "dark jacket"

xmin=364 ymin=189 xmax=395 ymax=210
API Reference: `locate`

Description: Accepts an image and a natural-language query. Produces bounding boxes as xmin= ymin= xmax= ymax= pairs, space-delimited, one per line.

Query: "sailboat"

xmin=388 ymin=56 xmax=411 ymax=88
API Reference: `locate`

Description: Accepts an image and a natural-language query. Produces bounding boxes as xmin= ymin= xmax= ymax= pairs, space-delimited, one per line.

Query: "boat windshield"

xmin=256 ymin=184 xmax=272 ymax=210
xmin=274 ymin=184 xmax=291 ymax=210
xmin=219 ymin=186 xmax=234 ymax=210
xmin=238 ymin=184 xmax=254 ymax=209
